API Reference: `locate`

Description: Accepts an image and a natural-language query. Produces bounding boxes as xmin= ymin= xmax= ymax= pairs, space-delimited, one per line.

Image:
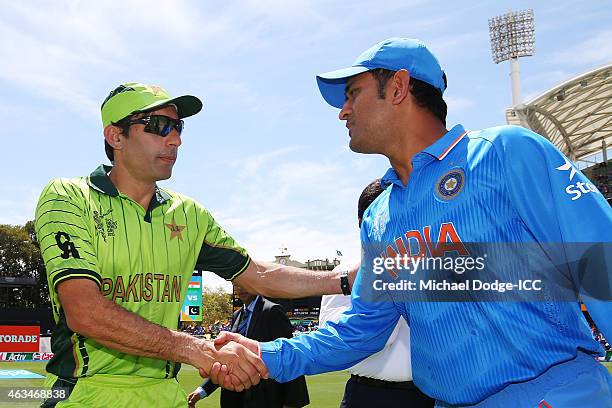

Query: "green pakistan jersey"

xmin=35 ymin=165 xmax=251 ymax=380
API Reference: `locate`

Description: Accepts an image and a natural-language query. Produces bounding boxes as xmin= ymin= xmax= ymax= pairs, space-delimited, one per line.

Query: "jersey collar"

xmin=87 ymin=165 xmax=171 ymax=207
xmin=422 ymin=124 xmax=467 ymax=161
xmin=88 ymin=165 xmax=119 ymax=196
xmin=381 ymin=124 xmax=467 ymax=188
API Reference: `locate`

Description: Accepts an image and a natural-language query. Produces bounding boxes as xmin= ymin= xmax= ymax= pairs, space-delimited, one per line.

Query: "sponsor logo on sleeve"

xmin=54 ymin=232 xmax=81 ymax=259
xmin=556 ymin=158 xmax=599 ymax=201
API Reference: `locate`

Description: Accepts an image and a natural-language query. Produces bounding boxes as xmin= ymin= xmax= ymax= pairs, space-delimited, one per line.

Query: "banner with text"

xmin=181 ymin=271 xmax=202 ymax=322
xmin=0 ymin=325 xmax=40 ymax=352
xmin=0 ymin=352 xmax=54 ymax=361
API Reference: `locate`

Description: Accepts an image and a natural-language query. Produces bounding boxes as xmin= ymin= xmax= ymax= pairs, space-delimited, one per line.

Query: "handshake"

xmin=194 ymin=332 xmax=268 ymax=392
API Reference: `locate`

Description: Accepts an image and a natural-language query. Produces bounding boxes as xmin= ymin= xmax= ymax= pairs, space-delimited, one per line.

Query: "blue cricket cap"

xmin=316 ymin=38 xmax=446 ymax=108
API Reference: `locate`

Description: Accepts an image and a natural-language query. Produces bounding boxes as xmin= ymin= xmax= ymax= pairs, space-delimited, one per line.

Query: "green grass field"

xmin=0 ymin=361 xmax=349 ymax=407
xmin=1 ymin=361 xmax=611 ymax=407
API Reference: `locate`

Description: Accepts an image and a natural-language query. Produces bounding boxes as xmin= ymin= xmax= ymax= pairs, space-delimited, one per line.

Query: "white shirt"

xmin=318 ymin=266 xmax=412 ymax=382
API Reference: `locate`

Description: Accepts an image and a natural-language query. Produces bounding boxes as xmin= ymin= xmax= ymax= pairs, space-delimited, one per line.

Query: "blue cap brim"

xmin=316 ymin=66 xmax=371 ymax=109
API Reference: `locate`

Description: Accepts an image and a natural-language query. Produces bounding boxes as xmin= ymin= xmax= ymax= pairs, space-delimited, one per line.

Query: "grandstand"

xmin=506 ymin=63 xmax=612 ymax=203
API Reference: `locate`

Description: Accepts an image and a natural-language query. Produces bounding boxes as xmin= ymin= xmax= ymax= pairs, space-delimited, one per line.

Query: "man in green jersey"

xmin=35 ymin=83 xmax=351 ymax=407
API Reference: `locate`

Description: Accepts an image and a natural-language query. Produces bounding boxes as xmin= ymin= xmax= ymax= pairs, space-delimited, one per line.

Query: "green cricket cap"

xmin=100 ymin=82 xmax=203 ymax=127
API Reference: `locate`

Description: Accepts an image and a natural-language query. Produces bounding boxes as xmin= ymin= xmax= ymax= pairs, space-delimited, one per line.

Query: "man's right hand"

xmin=214 ymin=331 xmax=259 ymax=354
xmin=200 ymin=332 xmax=263 ymax=391
xmin=193 ymin=338 xmax=268 ymax=392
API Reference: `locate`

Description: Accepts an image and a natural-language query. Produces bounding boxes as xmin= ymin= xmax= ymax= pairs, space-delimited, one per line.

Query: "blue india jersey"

xmin=261 ymin=124 xmax=612 ymax=405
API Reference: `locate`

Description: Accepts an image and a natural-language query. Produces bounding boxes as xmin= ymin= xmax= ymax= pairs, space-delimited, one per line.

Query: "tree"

xmin=200 ymin=286 xmax=233 ymax=328
xmin=0 ymin=222 xmax=49 ymax=308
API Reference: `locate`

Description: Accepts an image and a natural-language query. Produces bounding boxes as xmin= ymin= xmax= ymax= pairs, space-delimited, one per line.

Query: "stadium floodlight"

xmin=488 ymin=9 xmax=535 ymax=106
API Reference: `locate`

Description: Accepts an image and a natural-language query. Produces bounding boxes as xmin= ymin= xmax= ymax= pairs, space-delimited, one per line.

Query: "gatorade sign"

xmin=0 ymin=325 xmax=40 ymax=352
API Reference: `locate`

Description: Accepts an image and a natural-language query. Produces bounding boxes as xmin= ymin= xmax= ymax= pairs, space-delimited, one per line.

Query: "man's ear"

xmin=103 ymin=125 xmax=124 ymax=151
xmin=389 ymin=69 xmax=411 ymax=105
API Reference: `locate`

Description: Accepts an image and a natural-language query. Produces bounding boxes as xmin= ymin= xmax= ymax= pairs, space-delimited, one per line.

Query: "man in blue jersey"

xmin=212 ymin=38 xmax=612 ymax=407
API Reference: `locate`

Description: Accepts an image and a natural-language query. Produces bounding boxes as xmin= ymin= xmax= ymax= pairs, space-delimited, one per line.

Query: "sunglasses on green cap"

xmin=101 ymin=82 xmax=203 ymax=128
xmin=120 ymin=115 xmax=185 ymax=137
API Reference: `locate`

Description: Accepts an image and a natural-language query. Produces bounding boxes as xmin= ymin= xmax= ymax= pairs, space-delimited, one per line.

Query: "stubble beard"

xmin=349 ymin=129 xmax=380 ymax=155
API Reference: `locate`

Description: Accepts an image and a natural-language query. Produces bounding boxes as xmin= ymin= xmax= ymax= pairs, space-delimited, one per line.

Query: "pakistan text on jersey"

xmin=101 ymin=273 xmax=182 ymax=303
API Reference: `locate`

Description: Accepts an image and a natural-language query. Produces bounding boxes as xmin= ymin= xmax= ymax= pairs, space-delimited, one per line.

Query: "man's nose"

xmin=339 ymin=99 xmax=352 ymax=121
xmin=166 ymin=130 xmax=182 ymax=147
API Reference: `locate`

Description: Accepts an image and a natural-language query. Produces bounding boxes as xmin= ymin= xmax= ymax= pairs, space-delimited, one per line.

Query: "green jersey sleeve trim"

xmin=194 ymin=203 xmax=251 ymax=280
xmin=52 ymin=268 xmax=102 ymax=290
xmin=197 ymin=243 xmax=251 ymax=280
xmin=228 ymin=256 xmax=252 ymax=281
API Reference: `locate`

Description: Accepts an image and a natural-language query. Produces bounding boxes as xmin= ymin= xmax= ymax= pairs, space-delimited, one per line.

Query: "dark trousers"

xmin=339 ymin=375 xmax=435 ymax=408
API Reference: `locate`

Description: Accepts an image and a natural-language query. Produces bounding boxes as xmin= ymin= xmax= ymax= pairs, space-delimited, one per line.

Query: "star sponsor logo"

xmin=556 ymin=158 xmax=599 ymax=201
xmin=165 ymin=218 xmax=186 ymax=240
xmin=555 ymin=157 xmax=577 ymax=181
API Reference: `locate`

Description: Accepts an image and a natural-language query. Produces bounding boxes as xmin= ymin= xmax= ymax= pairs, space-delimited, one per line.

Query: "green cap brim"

xmin=136 ymin=95 xmax=203 ymax=119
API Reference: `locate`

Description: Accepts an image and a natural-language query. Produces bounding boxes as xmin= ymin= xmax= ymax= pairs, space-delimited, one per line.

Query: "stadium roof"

xmin=507 ymin=63 xmax=612 ymax=162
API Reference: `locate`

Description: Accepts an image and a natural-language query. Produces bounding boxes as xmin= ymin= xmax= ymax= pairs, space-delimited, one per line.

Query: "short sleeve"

xmin=195 ymin=207 xmax=251 ymax=280
xmin=35 ymin=178 xmax=101 ymax=289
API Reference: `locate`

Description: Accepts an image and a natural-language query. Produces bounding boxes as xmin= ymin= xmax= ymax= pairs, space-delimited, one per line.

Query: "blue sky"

xmin=1 ymin=1 xmax=611 ymax=289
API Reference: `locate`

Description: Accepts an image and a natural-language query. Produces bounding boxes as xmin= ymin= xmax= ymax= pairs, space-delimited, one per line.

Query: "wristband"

xmin=340 ymin=270 xmax=351 ymax=295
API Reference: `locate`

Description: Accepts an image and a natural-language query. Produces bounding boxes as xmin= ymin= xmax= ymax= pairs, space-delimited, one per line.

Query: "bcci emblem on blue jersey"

xmin=435 ymin=168 xmax=465 ymax=201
